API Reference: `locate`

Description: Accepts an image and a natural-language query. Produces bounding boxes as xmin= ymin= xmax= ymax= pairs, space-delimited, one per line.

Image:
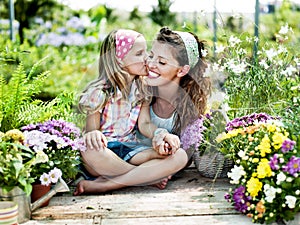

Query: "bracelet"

xmin=153 ymin=128 xmax=168 ymax=137
xmin=152 ymin=128 xmax=169 ymax=147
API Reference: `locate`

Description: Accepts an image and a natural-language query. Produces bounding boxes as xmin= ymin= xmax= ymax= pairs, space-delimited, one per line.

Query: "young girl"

xmin=74 ymin=29 xmax=187 ymax=195
xmin=138 ymin=27 xmax=211 ymax=159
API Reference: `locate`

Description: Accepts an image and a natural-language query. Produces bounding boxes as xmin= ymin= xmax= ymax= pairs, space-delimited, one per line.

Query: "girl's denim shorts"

xmin=108 ymin=141 xmax=151 ymax=161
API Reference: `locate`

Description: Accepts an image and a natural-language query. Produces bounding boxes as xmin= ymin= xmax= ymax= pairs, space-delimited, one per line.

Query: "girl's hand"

xmin=84 ymin=130 xmax=107 ymax=150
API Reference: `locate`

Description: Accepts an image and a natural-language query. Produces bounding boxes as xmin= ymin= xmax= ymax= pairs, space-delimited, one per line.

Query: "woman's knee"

xmin=173 ymin=148 xmax=189 ymax=169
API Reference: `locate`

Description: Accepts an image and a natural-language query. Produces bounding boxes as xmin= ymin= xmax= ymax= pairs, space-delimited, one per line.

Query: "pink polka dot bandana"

xmin=115 ymin=29 xmax=140 ymax=61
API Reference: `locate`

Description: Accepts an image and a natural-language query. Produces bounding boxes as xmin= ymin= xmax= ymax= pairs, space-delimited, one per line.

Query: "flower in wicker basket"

xmin=181 ymin=110 xmax=233 ymax=178
xmin=218 ymin=112 xmax=300 ymax=224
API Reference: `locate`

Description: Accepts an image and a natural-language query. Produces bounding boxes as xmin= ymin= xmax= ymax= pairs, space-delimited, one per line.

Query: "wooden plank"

xmin=31 ymin=190 xmax=237 ymax=220
xmin=23 ymin=215 xmax=255 ymax=225
xmin=22 ymin=218 xmax=97 ymax=224
xmin=101 ymin=215 xmax=255 ymax=225
xmin=29 ymin=168 xmax=238 ymax=223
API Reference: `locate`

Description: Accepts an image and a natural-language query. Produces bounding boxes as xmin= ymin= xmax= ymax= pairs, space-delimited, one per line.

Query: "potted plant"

xmin=21 ymin=119 xmax=86 ymax=186
xmin=218 ymin=112 xmax=300 ymax=224
xmin=0 ymin=129 xmax=48 ymax=196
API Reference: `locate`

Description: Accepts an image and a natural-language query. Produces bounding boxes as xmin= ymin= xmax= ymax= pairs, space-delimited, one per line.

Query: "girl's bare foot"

xmin=73 ymin=177 xmax=112 ymax=196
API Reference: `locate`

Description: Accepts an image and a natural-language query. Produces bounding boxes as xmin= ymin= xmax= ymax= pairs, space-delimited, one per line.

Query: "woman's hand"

xmin=164 ymin=133 xmax=180 ymax=154
xmin=153 ymin=133 xmax=181 ymax=155
xmin=84 ymin=130 xmax=107 ymax=150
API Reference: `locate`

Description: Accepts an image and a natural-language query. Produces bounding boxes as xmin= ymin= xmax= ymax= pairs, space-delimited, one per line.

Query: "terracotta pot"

xmin=31 ymin=184 xmax=51 ymax=207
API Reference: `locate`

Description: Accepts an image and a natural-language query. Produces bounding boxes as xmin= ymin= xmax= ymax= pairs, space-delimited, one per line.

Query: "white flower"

xmin=33 ymin=150 xmax=48 ymax=165
xmin=265 ymin=48 xmax=278 ymax=60
xmin=264 ymin=184 xmax=278 ymax=203
xmin=259 ymin=59 xmax=269 ymax=69
xmin=215 ymin=44 xmax=225 ymax=54
xmin=40 ymin=173 xmax=51 ymax=186
xmin=228 ymin=61 xmax=247 ymax=75
xmin=228 ymin=165 xmax=245 ymax=184
xmin=285 ymin=195 xmax=297 ymax=208
xmin=276 ymin=172 xmax=286 ymax=185
xmin=278 ymin=23 xmax=290 ymax=35
xmin=282 ymin=65 xmax=297 ymax=77
xmin=229 ymin=36 xmax=241 ymax=47
xmin=238 ymin=150 xmax=248 ymax=160
xmin=48 ymin=167 xmax=62 ymax=184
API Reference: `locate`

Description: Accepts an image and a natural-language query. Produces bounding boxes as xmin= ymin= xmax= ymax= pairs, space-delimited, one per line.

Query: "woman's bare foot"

xmin=151 ymin=175 xmax=172 ymax=190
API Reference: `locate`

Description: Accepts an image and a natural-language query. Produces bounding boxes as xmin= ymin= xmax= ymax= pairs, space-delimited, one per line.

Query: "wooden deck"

xmin=23 ymin=166 xmax=257 ymax=225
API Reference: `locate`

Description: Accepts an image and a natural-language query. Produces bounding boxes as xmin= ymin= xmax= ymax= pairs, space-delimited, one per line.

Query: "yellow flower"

xmin=4 ymin=129 xmax=24 ymax=142
xmin=272 ymin=132 xmax=287 ymax=150
xmin=216 ymin=132 xmax=226 ymax=142
xmin=247 ymin=177 xmax=262 ymax=197
xmin=267 ymin=124 xmax=276 ymax=133
xmin=257 ymin=135 xmax=271 ymax=157
xmin=252 ymin=158 xmax=259 ymax=163
xmin=257 ymin=158 xmax=272 ymax=178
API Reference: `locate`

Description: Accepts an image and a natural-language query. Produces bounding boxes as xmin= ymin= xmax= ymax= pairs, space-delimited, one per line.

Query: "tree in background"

xmin=149 ymin=0 xmax=177 ymax=27
xmin=89 ymin=4 xmax=117 ymax=25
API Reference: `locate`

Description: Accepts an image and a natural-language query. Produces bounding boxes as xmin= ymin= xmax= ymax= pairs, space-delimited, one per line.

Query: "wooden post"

xmin=9 ymin=0 xmax=15 ymax=41
xmin=213 ymin=0 xmax=217 ymax=59
xmin=253 ymin=0 xmax=260 ymax=60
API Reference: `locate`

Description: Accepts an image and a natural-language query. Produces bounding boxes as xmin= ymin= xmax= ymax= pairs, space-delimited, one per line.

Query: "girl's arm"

xmin=84 ymin=111 xmax=107 ymax=150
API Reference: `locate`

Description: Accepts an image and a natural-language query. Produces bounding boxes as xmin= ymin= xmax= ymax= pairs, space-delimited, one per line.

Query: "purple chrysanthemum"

xmin=269 ymin=154 xmax=280 ymax=170
xmin=180 ymin=117 xmax=206 ymax=150
xmin=232 ymin=185 xmax=251 ymax=213
xmin=225 ymin=112 xmax=279 ymax=131
xmin=22 ymin=119 xmax=84 ymax=152
xmin=282 ymin=156 xmax=300 ymax=176
xmin=281 ymin=139 xmax=296 ymax=153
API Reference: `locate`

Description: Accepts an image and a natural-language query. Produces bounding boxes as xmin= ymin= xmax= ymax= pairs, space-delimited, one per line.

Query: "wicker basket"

xmin=193 ymin=150 xmax=233 ymax=179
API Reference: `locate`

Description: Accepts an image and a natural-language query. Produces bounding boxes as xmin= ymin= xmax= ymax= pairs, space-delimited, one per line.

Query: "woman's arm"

xmin=137 ymin=102 xmax=158 ymax=139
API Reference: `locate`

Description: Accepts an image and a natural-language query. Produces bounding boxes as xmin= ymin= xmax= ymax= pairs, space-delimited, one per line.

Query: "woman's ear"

xmin=177 ymin=65 xmax=190 ymax=77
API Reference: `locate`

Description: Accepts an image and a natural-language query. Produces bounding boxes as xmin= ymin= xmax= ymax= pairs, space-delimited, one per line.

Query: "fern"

xmin=16 ymin=91 xmax=83 ymax=128
xmin=0 ymin=58 xmax=50 ymax=132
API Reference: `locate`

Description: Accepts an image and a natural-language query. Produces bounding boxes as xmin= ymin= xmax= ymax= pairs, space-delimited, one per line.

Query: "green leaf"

xmin=12 ymin=160 xmax=23 ymax=177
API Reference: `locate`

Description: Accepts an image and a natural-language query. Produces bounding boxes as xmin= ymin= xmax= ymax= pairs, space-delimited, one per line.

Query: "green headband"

xmin=175 ymin=31 xmax=199 ymax=69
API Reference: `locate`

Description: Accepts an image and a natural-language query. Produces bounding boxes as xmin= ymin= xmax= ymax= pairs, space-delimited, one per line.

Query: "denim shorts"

xmin=108 ymin=141 xmax=151 ymax=161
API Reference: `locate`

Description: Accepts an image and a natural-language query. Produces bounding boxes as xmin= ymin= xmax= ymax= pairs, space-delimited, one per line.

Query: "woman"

xmin=138 ymin=27 xmax=211 ymax=161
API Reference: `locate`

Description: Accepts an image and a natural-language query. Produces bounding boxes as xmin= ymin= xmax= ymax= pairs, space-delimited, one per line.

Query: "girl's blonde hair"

xmin=78 ymin=29 xmax=148 ymax=113
xmin=154 ymin=27 xmax=212 ymax=135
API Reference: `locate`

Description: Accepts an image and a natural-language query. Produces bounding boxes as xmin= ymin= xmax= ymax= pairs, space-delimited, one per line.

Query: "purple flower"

xmin=180 ymin=117 xmax=206 ymax=150
xmin=281 ymin=139 xmax=296 ymax=153
xmin=269 ymin=154 xmax=280 ymax=170
xmin=226 ymin=112 xmax=279 ymax=131
xmin=282 ymin=156 xmax=300 ymax=176
xmin=224 ymin=193 xmax=231 ymax=201
xmin=232 ymin=185 xmax=251 ymax=213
